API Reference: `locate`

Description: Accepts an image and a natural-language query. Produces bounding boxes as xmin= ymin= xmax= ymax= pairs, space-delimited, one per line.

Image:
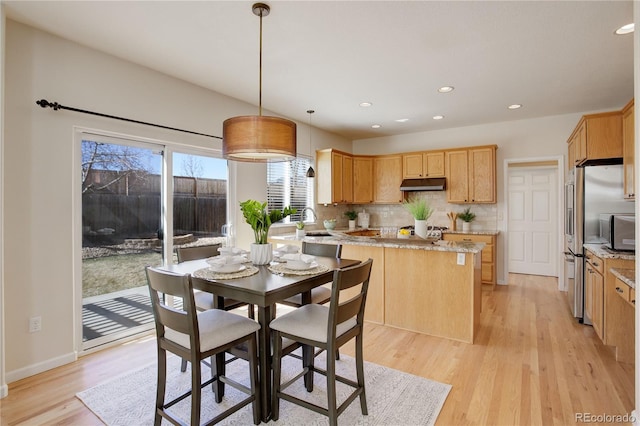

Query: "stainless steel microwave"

xmin=599 ymin=214 xmax=635 ymax=251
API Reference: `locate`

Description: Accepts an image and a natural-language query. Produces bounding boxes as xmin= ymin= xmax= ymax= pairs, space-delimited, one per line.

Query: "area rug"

xmin=77 ymin=352 xmax=451 ymax=425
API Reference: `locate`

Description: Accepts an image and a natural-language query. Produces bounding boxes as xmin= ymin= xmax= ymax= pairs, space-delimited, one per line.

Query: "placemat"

xmin=268 ymin=262 xmax=330 ymax=276
xmin=193 ymin=265 xmax=259 ymax=280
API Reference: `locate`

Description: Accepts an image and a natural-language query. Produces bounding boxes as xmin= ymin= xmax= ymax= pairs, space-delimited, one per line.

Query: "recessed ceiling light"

xmin=395 ymin=118 xmax=409 ymax=123
xmin=508 ymin=104 xmax=522 ymax=110
xmin=371 ymin=124 xmax=381 ymax=129
xmin=359 ymin=102 xmax=373 ymax=107
xmin=438 ymin=86 xmax=454 ymax=93
xmin=433 ymin=115 xmax=444 ymax=120
xmin=615 ymin=23 xmax=635 ymax=35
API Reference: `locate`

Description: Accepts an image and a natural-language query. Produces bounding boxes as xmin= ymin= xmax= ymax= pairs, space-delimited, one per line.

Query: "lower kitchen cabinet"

xmin=585 ymin=254 xmax=604 ymax=339
xmin=442 ymin=233 xmax=496 ymax=287
xmin=340 ymin=244 xmax=385 ymax=324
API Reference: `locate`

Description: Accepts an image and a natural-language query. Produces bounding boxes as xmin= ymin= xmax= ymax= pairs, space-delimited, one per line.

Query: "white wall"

xmin=1 ymin=20 xmax=350 ymax=383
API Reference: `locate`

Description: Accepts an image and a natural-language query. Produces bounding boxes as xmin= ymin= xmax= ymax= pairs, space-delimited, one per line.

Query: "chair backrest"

xmin=145 ymin=266 xmax=200 ymax=352
xmin=301 ymin=241 xmax=342 ymax=258
xmin=327 ymin=259 xmax=373 ymax=337
xmin=176 ymin=244 xmax=221 ymax=263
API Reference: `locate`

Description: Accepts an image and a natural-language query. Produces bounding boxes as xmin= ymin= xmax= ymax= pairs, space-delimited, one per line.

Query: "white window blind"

xmin=267 ymin=157 xmax=313 ymax=223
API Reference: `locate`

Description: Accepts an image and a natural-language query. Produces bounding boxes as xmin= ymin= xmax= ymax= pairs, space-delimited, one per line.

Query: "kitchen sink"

xmin=305 ymin=231 xmax=332 ymax=237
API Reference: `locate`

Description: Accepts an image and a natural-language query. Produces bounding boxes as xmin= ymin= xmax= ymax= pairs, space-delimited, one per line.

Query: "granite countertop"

xmin=270 ymin=231 xmax=484 ymax=254
xmin=443 ymin=230 xmax=500 ymax=236
xmin=583 ymin=243 xmax=636 ymax=260
xmin=611 ymin=268 xmax=636 ymax=289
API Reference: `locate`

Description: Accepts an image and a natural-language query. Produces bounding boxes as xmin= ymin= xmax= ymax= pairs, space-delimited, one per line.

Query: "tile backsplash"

xmin=314 ymin=192 xmax=498 ymax=232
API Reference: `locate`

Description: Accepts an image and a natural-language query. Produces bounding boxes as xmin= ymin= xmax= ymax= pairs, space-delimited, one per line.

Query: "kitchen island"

xmin=270 ymin=230 xmax=484 ymax=343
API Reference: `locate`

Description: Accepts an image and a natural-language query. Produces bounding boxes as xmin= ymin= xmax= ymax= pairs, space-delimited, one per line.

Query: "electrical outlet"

xmin=457 ymin=253 xmax=465 ymax=265
xmin=29 ymin=316 xmax=42 ymax=333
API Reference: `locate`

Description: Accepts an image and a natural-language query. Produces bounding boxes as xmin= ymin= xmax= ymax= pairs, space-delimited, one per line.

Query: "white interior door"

xmin=508 ymin=166 xmax=558 ymax=276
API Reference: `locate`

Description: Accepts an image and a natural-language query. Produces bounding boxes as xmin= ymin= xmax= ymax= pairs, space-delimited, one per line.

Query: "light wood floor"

xmin=0 ymin=274 xmax=634 ymax=425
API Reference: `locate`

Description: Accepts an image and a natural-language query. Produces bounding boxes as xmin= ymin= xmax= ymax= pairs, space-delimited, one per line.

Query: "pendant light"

xmin=223 ymin=3 xmax=296 ymax=162
xmin=306 ymin=109 xmax=316 ymax=178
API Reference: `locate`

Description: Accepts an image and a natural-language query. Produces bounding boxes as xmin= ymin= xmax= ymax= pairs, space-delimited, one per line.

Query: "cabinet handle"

xmin=463 ymin=238 xmax=472 ymax=242
xmin=632 ymin=299 xmax=636 ymax=305
xmin=616 ymin=287 xmax=624 ymax=293
xmin=592 ymin=261 xmax=599 ymax=267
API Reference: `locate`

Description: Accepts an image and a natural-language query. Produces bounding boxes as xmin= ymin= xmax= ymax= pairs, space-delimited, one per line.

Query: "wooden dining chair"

xmin=270 ymin=258 xmax=373 ymax=426
xmin=145 ymin=266 xmax=261 ymax=426
xmin=279 ymin=242 xmax=342 ymax=307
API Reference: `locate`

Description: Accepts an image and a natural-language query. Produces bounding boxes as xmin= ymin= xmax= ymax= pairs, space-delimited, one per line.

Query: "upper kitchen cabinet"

xmin=373 ymin=155 xmax=403 ymax=203
xmin=353 ymin=156 xmax=374 ymax=203
xmin=568 ymin=111 xmax=623 ymax=167
xmin=403 ymin=151 xmax=445 ymax=178
xmin=316 ymin=149 xmax=353 ymax=204
xmin=446 ymin=146 xmax=497 ymax=204
xmin=622 ymin=99 xmax=635 ymax=199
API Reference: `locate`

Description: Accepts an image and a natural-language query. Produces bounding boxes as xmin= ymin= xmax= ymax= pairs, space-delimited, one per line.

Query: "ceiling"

xmin=4 ymin=1 xmax=635 ymax=140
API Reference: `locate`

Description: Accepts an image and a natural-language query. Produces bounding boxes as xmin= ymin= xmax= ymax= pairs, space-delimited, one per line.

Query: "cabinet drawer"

xmin=481 ymin=243 xmax=494 ymax=263
xmin=481 ymin=264 xmax=494 ymax=283
xmin=585 ymin=251 xmax=605 ymax=275
xmin=614 ymin=282 xmax=630 ymax=301
xmin=443 ymin=234 xmax=492 ymax=244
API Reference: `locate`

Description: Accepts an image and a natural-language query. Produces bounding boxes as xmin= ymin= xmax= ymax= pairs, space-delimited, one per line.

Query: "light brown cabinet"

xmin=568 ymin=111 xmax=623 ymax=167
xmin=373 ymin=155 xmax=403 ymax=203
xmin=353 ymin=156 xmax=374 ymax=203
xmin=316 ymin=149 xmax=353 ymax=204
xmin=340 ymin=244 xmax=385 ymax=324
xmin=445 ymin=146 xmax=496 ymax=204
xmin=585 ymin=252 xmax=604 ymax=340
xmin=442 ymin=233 xmax=496 ymax=287
xmin=403 ymin=151 xmax=445 ymax=178
xmin=622 ymin=99 xmax=635 ymax=199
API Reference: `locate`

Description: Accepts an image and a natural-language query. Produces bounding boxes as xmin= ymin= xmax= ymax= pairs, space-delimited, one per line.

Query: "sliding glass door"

xmin=81 ymin=137 xmax=164 ymax=349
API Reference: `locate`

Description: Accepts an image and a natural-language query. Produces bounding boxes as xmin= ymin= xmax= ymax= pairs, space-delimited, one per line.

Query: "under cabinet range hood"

xmin=400 ymin=177 xmax=446 ymax=191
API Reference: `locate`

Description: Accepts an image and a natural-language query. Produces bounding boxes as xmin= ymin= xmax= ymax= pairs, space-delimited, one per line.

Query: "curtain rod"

xmin=35 ymin=99 xmax=222 ymax=140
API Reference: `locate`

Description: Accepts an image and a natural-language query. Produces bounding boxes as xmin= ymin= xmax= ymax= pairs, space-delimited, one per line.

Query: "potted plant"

xmin=458 ymin=207 xmax=476 ymax=232
xmin=345 ymin=210 xmax=358 ymax=230
xmin=403 ymin=196 xmax=433 ymax=238
xmin=240 ymin=200 xmax=296 ymax=265
xmin=295 ymin=221 xmax=306 ymax=238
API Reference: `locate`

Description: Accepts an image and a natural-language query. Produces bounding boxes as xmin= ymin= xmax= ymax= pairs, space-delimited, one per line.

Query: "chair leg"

xmin=303 ymin=343 xmax=315 ymax=392
xmin=191 ymin=357 xmax=201 ymax=426
xmin=272 ymin=331 xmax=283 ymax=421
xmin=155 ymin=348 xmax=167 ymax=426
xmin=249 ymin=334 xmax=261 ymax=425
xmin=326 ymin=345 xmax=338 ymax=426
xmin=180 ymin=358 xmax=188 ymax=372
xmin=211 ymin=353 xmax=225 ymax=403
xmin=356 ymin=333 xmax=368 ymax=415
xmin=336 ymin=349 xmax=340 ymax=360
xmin=248 ymin=304 xmax=255 ymax=319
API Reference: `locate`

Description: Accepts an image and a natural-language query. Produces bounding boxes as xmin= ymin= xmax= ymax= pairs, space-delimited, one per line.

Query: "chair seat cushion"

xmin=270 ymin=304 xmax=356 ymax=344
xmin=282 ymin=286 xmax=332 ymax=306
xmin=194 ymin=291 xmax=245 ymax=311
xmin=166 ymin=309 xmax=260 ymax=352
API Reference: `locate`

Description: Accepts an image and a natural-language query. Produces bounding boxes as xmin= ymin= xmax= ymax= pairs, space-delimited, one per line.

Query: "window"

xmin=267 ymin=156 xmax=313 ymax=223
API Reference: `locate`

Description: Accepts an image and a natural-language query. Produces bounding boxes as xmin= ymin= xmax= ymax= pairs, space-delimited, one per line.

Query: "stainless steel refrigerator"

xmin=564 ymin=164 xmax=634 ymax=324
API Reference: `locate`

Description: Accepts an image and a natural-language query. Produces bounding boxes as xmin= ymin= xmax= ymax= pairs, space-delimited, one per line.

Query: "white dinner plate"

xmin=209 ymin=264 xmax=246 ymax=274
xmin=285 ymin=261 xmax=318 ymax=271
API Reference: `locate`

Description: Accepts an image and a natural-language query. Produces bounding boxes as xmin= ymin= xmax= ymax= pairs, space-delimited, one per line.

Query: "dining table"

xmin=157 ymin=255 xmax=360 ymax=423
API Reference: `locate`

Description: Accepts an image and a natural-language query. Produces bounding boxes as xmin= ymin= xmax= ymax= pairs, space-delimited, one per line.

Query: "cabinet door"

xmin=424 ymin=151 xmax=445 ymax=177
xmin=374 ymin=155 xmax=403 ymax=203
xmin=623 ymin=101 xmax=635 ymax=199
xmin=576 ymin=121 xmax=587 ymax=164
xmin=585 ymin=264 xmax=594 ymax=321
xmin=469 ymin=147 xmax=496 ymax=203
xmin=331 ymin=152 xmax=344 ymax=204
xmin=592 ymin=269 xmax=604 ymax=339
xmin=403 ymin=153 xmax=424 ymax=178
xmin=353 ymin=157 xmax=373 ymax=203
xmin=343 ymin=155 xmax=353 ymax=203
xmin=446 ymin=150 xmax=469 ymax=203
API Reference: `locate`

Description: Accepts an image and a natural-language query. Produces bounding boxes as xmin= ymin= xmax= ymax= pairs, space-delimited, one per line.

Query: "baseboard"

xmin=5 ymin=351 xmax=77 ymax=384
xmin=0 ymin=383 xmax=8 ymax=398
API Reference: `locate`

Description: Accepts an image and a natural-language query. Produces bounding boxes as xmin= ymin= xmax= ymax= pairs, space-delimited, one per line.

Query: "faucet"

xmin=301 ymin=207 xmax=317 ymax=222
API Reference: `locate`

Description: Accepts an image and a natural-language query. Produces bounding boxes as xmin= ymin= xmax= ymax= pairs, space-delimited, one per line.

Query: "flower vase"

xmin=414 ymin=219 xmax=428 ymax=239
xmin=296 ymin=229 xmax=306 ymax=238
xmin=250 ymin=243 xmax=273 ymax=265
xmin=349 ymin=220 xmax=356 ymax=230
xmin=462 ymin=221 xmax=471 ymax=233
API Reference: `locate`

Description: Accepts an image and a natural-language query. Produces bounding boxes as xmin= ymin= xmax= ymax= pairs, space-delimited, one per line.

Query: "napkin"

xmin=274 ymin=245 xmax=300 ymax=255
xmin=218 ymin=247 xmax=247 ymax=256
xmin=206 ymin=255 xmax=246 ymax=267
xmin=281 ymin=253 xmax=315 ymax=264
